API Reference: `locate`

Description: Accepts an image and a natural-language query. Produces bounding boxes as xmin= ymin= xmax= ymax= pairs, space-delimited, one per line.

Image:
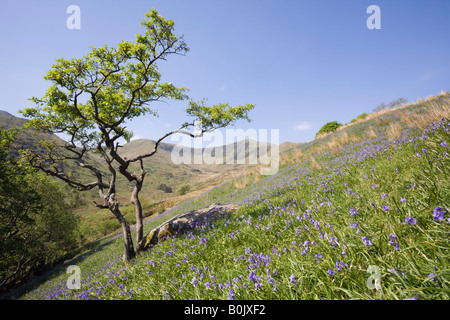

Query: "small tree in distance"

xmin=20 ymin=9 xmax=254 ymax=266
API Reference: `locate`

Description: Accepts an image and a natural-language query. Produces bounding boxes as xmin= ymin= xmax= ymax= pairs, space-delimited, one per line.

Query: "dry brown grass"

xmin=309 ymin=155 xmax=322 ymax=171
xmin=398 ymin=101 xmax=450 ymax=129
xmin=279 ymin=153 xmax=291 ymax=166
xmin=350 ymin=135 xmax=362 ymax=143
xmin=327 ymin=137 xmax=341 ymax=155
xmin=279 ymin=147 xmax=304 ymax=165
xmin=233 ymin=174 xmax=248 ymax=189
xmin=387 ymin=122 xmax=402 ymax=140
xmin=339 ymin=132 xmax=349 ymax=145
xmin=315 ymin=131 xmax=331 ymax=140
xmin=293 ymin=149 xmax=304 ymax=161
xmin=323 ymin=91 xmax=449 ymax=142
xmin=246 ymin=166 xmax=261 ymax=184
xmin=366 ymin=126 xmax=378 ymax=139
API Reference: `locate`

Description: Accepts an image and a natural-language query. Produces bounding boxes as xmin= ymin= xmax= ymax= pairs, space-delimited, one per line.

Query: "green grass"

xmin=8 ymin=94 xmax=450 ymax=300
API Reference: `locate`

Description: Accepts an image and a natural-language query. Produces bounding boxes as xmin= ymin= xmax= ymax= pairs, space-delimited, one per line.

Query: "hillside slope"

xmin=7 ymin=91 xmax=450 ymax=300
xmin=0 ymin=111 xmax=279 ymax=241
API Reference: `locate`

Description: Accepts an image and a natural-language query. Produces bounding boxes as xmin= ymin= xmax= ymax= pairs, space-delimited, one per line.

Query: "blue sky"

xmin=0 ymin=0 xmax=449 ymax=145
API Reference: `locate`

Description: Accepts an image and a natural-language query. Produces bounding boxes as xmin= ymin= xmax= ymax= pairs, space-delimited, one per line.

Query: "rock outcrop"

xmin=143 ymin=203 xmax=239 ymax=249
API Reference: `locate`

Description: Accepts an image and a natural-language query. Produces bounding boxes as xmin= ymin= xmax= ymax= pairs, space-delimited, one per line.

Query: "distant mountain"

xmin=0 ymin=110 xmax=66 ymax=155
xmin=0 ymin=110 xmax=279 ymax=203
xmin=0 ymin=110 xmax=14 ymax=117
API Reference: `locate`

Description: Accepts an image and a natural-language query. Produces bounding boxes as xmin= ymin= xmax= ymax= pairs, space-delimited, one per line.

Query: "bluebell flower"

xmin=289 ymin=274 xmax=297 ymax=286
xmin=249 ymin=270 xmax=256 ymax=283
xmin=315 ymin=253 xmax=322 ymax=263
xmin=349 ymin=206 xmax=358 ymax=216
xmin=362 ymin=236 xmax=373 ymax=246
xmin=432 ymin=207 xmax=445 ymax=221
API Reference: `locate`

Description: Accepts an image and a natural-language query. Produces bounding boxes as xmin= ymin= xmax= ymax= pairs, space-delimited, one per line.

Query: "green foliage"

xmin=315 ymin=121 xmax=342 ymax=138
xmin=0 ymin=128 xmax=79 ymax=290
xmin=18 ymin=8 xmax=254 ymax=266
xmin=21 ymin=9 xmax=190 ymax=146
xmin=157 ymin=183 xmax=172 ymax=193
xmin=20 ymin=8 xmax=254 ymax=148
xmin=185 ymin=99 xmax=254 ymax=133
xmin=178 ymin=184 xmax=190 ymax=195
xmin=350 ymin=112 xmax=368 ymax=123
xmin=13 ymin=98 xmax=450 ymax=300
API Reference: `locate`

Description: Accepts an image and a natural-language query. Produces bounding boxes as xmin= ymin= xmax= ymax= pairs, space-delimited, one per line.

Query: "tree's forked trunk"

xmin=131 ymin=181 xmax=144 ymax=255
xmin=110 ymin=200 xmax=135 ymax=266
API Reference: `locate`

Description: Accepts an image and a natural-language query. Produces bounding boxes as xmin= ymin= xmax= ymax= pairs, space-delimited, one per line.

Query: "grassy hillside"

xmin=0 ymin=111 xmax=274 ymax=243
xmin=7 ymin=92 xmax=450 ymax=300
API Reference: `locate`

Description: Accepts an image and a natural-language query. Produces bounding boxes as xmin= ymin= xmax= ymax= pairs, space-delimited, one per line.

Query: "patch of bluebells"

xmin=18 ymin=115 xmax=450 ymax=300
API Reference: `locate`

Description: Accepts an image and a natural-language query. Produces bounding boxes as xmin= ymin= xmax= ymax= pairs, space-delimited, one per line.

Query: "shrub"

xmin=178 ymin=185 xmax=191 ymax=195
xmin=315 ymin=121 xmax=342 ymax=138
xmin=350 ymin=112 xmax=368 ymax=123
xmin=157 ymin=183 xmax=173 ymax=193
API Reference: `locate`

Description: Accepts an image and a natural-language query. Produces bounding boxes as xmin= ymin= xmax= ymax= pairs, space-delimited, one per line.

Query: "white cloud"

xmin=219 ymin=85 xmax=226 ymax=91
xmin=295 ymin=121 xmax=311 ymax=131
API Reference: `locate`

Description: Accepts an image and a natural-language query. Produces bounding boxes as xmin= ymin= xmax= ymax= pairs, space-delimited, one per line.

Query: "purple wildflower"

xmin=228 ymin=289 xmax=235 ymax=300
xmin=362 ymin=236 xmax=373 ymax=246
xmin=349 ymin=206 xmax=358 ymax=216
xmin=428 ymin=273 xmax=437 ymax=281
xmin=289 ymin=274 xmax=297 ymax=286
xmin=336 ymin=260 xmax=343 ymax=271
xmin=383 ymin=204 xmax=389 ymax=212
xmin=315 ymin=253 xmax=323 ymax=263
xmin=432 ymin=207 xmax=445 ymax=221
xmin=249 ymin=270 xmax=256 ymax=283
xmin=389 ymin=233 xmax=399 ymax=250
xmin=405 ymin=216 xmax=417 ymax=225
xmin=199 ymin=237 xmax=208 ymax=245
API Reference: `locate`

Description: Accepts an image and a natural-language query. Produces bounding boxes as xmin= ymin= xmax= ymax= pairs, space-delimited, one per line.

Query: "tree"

xmin=0 ymin=128 xmax=79 ymax=290
xmin=20 ymin=9 xmax=254 ymax=266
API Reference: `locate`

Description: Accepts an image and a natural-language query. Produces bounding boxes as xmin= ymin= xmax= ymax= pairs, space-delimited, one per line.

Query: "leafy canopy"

xmin=21 ymin=9 xmax=254 ymax=152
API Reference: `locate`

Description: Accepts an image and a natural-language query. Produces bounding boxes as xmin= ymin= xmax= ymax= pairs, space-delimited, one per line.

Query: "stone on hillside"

xmin=143 ymin=203 xmax=239 ymax=249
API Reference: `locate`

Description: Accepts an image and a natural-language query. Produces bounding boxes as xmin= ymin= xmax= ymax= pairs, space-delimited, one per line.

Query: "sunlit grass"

xmin=14 ymin=95 xmax=450 ymax=300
